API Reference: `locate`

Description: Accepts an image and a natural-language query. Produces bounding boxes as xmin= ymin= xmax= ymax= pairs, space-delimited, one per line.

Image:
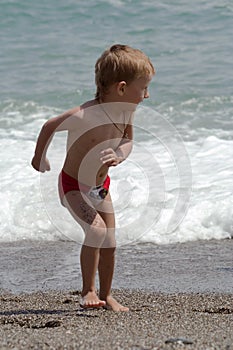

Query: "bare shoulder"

xmin=67 ymin=105 xmax=81 ymax=115
xmin=54 ymin=100 xmax=95 ymax=131
xmin=52 ymin=105 xmax=81 ymax=132
xmin=80 ymin=99 xmax=99 ymax=110
xmin=61 ymin=99 xmax=97 ymax=118
xmin=54 ymin=99 xmax=99 ymax=132
xmin=67 ymin=99 xmax=98 ymax=119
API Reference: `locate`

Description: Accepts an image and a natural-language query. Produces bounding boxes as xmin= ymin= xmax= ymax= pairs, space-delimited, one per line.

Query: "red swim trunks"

xmin=58 ymin=170 xmax=110 ymax=201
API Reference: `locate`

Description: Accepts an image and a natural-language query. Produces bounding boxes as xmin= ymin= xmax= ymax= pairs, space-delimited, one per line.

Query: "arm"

xmin=100 ymin=123 xmax=133 ymax=167
xmin=31 ymin=107 xmax=80 ymax=172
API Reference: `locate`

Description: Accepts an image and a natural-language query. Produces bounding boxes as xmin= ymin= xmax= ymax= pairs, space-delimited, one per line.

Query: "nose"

xmin=144 ymin=90 xmax=149 ymax=99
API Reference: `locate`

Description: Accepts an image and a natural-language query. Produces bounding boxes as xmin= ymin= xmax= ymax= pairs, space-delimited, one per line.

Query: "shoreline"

xmin=1 ymin=289 xmax=232 ymax=349
xmin=0 ymin=238 xmax=232 ymax=294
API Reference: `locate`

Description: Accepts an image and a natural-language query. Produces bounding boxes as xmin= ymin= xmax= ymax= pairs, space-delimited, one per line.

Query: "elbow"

xmin=41 ymin=120 xmax=55 ymax=137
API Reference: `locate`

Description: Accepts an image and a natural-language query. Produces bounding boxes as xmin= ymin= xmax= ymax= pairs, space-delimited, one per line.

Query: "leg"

xmin=97 ymin=193 xmax=129 ymax=312
xmin=79 ymin=245 xmax=105 ymax=308
xmin=63 ymin=191 xmax=107 ymax=308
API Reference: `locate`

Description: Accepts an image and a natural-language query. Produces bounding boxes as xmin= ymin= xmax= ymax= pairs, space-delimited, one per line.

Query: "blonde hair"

xmin=95 ymin=44 xmax=155 ymax=100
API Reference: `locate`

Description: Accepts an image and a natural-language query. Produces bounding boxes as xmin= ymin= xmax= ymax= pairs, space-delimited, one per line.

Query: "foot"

xmin=102 ymin=295 xmax=129 ymax=312
xmin=80 ymin=291 xmax=106 ymax=309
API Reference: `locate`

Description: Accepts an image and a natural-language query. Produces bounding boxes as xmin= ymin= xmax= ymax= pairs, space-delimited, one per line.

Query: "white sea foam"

xmin=1 ymin=0 xmax=233 ymax=247
xmin=0 ymin=101 xmax=232 ymax=245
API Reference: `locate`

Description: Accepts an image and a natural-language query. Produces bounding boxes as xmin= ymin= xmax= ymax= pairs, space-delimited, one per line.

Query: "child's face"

xmin=123 ymin=76 xmax=152 ymax=105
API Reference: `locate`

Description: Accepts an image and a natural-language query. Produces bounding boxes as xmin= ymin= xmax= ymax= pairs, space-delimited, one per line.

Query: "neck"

xmin=97 ymin=92 xmax=124 ymax=104
xmin=97 ymin=97 xmax=136 ymax=114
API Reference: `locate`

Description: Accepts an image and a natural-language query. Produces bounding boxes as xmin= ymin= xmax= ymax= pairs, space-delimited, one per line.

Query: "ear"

xmin=117 ymin=81 xmax=127 ymax=96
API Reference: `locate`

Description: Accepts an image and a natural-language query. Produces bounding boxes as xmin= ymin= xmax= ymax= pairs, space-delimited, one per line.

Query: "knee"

xmin=84 ymin=216 xmax=107 ymax=248
xmin=101 ymin=231 xmax=116 ymax=248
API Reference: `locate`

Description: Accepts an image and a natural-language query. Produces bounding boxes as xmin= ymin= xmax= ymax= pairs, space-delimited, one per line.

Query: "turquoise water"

xmin=0 ymin=0 xmax=233 ymax=244
xmin=1 ymin=0 xmax=232 ymax=106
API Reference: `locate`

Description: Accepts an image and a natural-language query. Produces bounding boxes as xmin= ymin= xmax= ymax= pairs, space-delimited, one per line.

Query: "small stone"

xmin=44 ymin=320 xmax=61 ymax=328
xmin=165 ymin=337 xmax=193 ymax=345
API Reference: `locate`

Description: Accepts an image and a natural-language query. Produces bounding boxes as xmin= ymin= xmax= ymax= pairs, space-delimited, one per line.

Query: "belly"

xmin=62 ymin=159 xmax=108 ymax=187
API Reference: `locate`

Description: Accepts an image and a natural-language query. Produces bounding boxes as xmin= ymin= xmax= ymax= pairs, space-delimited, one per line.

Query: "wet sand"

xmin=0 ymin=239 xmax=233 ymax=294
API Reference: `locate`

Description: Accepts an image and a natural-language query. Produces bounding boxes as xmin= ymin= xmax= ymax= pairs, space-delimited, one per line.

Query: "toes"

xmin=103 ymin=296 xmax=129 ymax=312
xmin=120 ymin=306 xmax=129 ymax=312
xmin=80 ymin=297 xmax=106 ymax=309
xmin=98 ymin=300 xmax=106 ymax=307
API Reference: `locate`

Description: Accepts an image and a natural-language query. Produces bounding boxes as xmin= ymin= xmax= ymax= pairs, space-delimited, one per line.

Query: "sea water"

xmin=1 ymin=0 xmax=233 ymax=245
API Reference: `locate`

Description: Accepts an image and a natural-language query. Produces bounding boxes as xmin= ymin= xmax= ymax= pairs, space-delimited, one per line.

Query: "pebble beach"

xmin=1 ymin=0 xmax=233 ymax=349
xmin=0 ymin=289 xmax=232 ymax=350
xmin=0 ymin=239 xmax=233 ymax=349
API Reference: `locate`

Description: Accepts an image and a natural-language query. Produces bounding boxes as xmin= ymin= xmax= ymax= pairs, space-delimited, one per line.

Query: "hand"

xmin=100 ymin=148 xmax=122 ymax=167
xmin=31 ymin=156 xmax=51 ymax=172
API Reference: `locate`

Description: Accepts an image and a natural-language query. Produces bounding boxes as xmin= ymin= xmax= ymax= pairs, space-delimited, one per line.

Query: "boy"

xmin=31 ymin=44 xmax=155 ymax=311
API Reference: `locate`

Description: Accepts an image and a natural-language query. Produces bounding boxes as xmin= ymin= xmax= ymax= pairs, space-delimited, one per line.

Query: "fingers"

xmin=37 ymin=165 xmax=50 ymax=173
xmin=100 ymin=149 xmax=114 ymax=162
xmin=100 ymin=148 xmax=114 ymax=156
xmin=100 ymin=149 xmax=118 ymax=167
xmin=31 ymin=157 xmax=51 ymax=172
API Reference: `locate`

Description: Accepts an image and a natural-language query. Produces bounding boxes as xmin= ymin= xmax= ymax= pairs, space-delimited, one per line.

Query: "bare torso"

xmin=62 ymin=100 xmax=127 ymax=186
